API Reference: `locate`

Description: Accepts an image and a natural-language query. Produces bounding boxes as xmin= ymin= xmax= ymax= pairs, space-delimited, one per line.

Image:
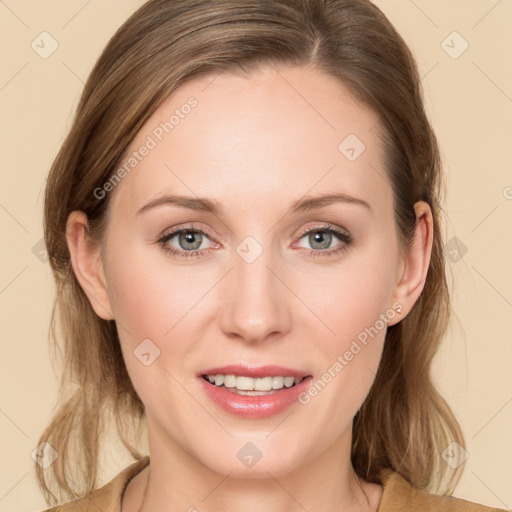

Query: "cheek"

xmin=107 ymin=260 xmax=170 ymax=340
xmin=102 ymin=245 xmax=202 ymax=414
xmin=101 ymin=239 xmax=187 ymax=375
xmin=296 ymin=240 xmax=397 ymax=346
xmin=102 ymin=237 xmax=221 ymax=391
xmin=293 ymin=242 xmax=396 ymax=414
xmin=104 ymin=238 xmax=203 ymax=339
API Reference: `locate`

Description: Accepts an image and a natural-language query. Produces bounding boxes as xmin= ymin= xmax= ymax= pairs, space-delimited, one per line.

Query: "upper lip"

xmin=198 ymin=364 xmax=310 ymax=378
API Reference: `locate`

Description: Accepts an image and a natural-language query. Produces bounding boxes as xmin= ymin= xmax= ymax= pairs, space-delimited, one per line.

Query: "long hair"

xmin=39 ymin=0 xmax=464 ymax=505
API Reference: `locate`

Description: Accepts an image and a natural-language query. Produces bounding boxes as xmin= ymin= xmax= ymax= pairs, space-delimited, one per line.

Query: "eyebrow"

xmin=136 ymin=192 xmax=372 ymax=216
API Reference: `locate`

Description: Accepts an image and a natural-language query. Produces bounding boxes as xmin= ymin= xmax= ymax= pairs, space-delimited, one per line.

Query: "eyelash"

xmin=156 ymin=224 xmax=353 ymax=260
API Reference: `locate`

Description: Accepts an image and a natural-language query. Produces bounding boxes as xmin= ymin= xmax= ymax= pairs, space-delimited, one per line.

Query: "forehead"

xmin=108 ymin=65 xmax=391 ymax=217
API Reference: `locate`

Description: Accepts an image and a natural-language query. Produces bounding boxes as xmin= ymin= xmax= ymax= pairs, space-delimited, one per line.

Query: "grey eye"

xmin=177 ymin=230 xmax=203 ymax=250
xmin=306 ymin=230 xmax=334 ymax=250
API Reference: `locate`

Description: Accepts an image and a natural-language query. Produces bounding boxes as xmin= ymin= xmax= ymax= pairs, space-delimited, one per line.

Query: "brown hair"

xmin=39 ymin=0 xmax=464 ymax=505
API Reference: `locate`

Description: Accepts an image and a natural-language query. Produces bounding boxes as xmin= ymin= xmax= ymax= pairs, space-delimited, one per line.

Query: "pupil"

xmin=310 ymin=230 xmax=331 ymax=250
xmin=180 ymin=231 xmax=202 ymax=250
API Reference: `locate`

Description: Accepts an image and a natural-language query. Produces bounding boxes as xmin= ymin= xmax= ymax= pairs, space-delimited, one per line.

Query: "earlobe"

xmin=65 ymin=210 xmax=115 ymax=320
xmin=388 ymin=201 xmax=434 ymax=324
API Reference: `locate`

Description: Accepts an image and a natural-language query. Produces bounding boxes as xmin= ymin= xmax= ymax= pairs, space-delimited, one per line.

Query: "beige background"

xmin=1 ymin=1 xmax=511 ymax=511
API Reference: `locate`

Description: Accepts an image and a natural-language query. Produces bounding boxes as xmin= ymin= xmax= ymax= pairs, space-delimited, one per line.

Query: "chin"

xmin=196 ymin=439 xmax=307 ymax=479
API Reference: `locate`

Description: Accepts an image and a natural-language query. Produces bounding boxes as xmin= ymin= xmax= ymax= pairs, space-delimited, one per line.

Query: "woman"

xmin=36 ymin=0 xmax=508 ymax=511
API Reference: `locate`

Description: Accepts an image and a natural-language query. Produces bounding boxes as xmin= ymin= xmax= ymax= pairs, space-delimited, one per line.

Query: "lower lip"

xmin=198 ymin=376 xmax=313 ymax=419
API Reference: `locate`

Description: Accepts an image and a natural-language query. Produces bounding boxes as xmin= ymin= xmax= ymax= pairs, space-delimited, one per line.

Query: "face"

xmin=71 ymin=64 xmax=428 ymax=478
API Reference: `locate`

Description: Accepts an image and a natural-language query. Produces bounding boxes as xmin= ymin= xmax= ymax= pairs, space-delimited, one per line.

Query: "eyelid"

xmin=293 ymin=222 xmax=351 ymax=241
xmin=158 ymin=222 xmax=220 ymax=244
xmin=291 ymin=222 xmax=352 ymax=253
xmin=158 ymin=222 xmax=350 ymax=245
xmin=156 ymin=222 xmax=353 ymax=259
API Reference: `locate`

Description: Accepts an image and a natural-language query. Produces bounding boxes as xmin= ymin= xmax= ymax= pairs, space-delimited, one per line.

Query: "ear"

xmin=387 ymin=201 xmax=434 ymax=326
xmin=65 ymin=210 xmax=114 ymax=320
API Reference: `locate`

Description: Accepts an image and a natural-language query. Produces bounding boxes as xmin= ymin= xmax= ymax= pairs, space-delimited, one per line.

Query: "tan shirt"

xmin=40 ymin=456 xmax=508 ymax=511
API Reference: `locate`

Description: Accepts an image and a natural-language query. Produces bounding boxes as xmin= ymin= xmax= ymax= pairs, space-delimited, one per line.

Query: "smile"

xmin=198 ymin=365 xmax=313 ymax=418
xmin=202 ymin=374 xmax=305 ymax=394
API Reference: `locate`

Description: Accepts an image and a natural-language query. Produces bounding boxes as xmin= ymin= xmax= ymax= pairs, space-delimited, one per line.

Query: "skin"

xmin=66 ymin=64 xmax=433 ymax=512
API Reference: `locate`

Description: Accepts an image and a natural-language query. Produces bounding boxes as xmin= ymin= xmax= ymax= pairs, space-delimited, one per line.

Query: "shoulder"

xmin=377 ymin=468 xmax=509 ymax=512
xmin=37 ymin=456 xmax=150 ymax=512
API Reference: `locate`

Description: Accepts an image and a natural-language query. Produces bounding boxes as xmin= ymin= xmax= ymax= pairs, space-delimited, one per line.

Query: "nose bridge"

xmin=219 ymin=240 xmax=291 ymax=343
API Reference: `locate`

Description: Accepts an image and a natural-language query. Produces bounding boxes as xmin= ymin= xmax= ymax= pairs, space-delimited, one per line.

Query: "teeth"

xmin=224 ymin=375 xmax=236 ymax=388
xmin=204 ymin=374 xmax=305 ymax=391
xmin=272 ymin=376 xmax=284 ymax=389
xmin=283 ymin=376 xmax=295 ymax=388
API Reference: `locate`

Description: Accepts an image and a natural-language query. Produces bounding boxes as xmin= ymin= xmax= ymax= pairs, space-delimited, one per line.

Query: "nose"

xmin=218 ymin=247 xmax=292 ymax=345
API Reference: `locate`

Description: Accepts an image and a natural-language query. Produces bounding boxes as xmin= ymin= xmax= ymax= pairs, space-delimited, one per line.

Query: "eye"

xmin=294 ymin=225 xmax=352 ymax=258
xmin=157 ymin=227 xmax=218 ymax=259
xmin=156 ymin=223 xmax=353 ymax=260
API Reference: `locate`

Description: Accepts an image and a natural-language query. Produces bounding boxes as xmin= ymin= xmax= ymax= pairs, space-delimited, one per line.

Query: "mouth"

xmin=200 ymin=373 xmax=306 ymax=395
xmin=197 ymin=364 xmax=313 ymax=418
